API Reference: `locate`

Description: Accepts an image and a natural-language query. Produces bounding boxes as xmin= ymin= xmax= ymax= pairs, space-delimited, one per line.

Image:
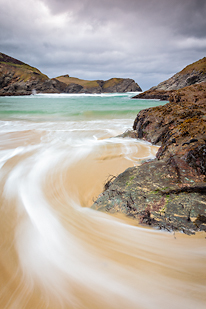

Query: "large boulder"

xmin=92 ymin=82 xmax=206 ymax=234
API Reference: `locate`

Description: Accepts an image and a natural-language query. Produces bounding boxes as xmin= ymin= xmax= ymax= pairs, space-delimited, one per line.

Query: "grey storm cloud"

xmin=0 ymin=0 xmax=206 ymax=90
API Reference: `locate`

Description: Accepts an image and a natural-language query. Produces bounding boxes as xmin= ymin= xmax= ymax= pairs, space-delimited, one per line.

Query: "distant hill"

xmin=0 ymin=52 xmax=142 ymax=95
xmin=133 ymin=57 xmax=206 ymax=100
xmin=55 ymin=75 xmax=142 ymax=93
xmin=0 ymin=52 xmax=66 ymax=95
xmin=0 ymin=52 xmax=48 ymax=81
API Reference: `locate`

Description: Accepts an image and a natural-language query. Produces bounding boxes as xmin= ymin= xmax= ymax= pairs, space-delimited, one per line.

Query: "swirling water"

xmin=0 ymin=93 xmax=205 ymax=309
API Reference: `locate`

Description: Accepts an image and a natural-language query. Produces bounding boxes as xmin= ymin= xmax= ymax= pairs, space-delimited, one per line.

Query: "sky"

xmin=0 ymin=0 xmax=206 ymax=90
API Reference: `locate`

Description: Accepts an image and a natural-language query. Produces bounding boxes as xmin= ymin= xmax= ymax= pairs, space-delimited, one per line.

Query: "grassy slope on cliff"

xmin=102 ymin=78 xmax=125 ymax=89
xmin=179 ymin=57 xmax=206 ymax=75
xmin=133 ymin=57 xmax=206 ymax=99
xmin=56 ymin=75 xmax=140 ymax=91
xmin=0 ymin=52 xmax=141 ymax=94
xmin=0 ymin=52 xmax=48 ymax=82
xmin=56 ymin=75 xmax=100 ymax=88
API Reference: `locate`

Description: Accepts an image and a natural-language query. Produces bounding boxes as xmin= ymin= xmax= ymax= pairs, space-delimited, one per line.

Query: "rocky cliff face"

xmin=133 ymin=83 xmax=206 ymax=171
xmin=55 ymin=76 xmax=142 ymax=93
xmin=102 ymin=78 xmax=142 ymax=93
xmin=92 ymin=82 xmax=206 ymax=234
xmin=132 ymin=89 xmax=175 ymax=101
xmin=0 ymin=52 xmax=142 ymax=95
xmin=0 ymin=52 xmax=66 ymax=95
xmin=151 ymin=57 xmax=206 ymax=91
xmin=133 ymin=57 xmax=206 ymax=100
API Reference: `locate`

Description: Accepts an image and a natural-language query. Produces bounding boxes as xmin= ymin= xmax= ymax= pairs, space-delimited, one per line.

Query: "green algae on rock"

xmin=92 ymin=161 xmax=206 ymax=234
xmin=92 ymin=82 xmax=206 ymax=234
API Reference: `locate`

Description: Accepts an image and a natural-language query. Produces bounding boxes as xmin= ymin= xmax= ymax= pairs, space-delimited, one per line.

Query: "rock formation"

xmin=0 ymin=52 xmax=142 ymax=95
xmin=55 ymin=76 xmax=142 ymax=93
xmin=133 ymin=57 xmax=206 ymax=100
xmin=92 ymin=82 xmax=206 ymax=234
xmin=0 ymin=52 xmax=66 ymax=95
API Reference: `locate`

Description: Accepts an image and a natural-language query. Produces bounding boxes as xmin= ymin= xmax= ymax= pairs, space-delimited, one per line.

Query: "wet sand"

xmin=0 ymin=129 xmax=206 ymax=309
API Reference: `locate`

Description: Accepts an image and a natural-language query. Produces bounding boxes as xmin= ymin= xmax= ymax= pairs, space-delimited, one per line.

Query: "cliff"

xmin=0 ymin=52 xmax=66 ymax=95
xmin=133 ymin=57 xmax=206 ymax=100
xmin=55 ymin=75 xmax=142 ymax=93
xmin=0 ymin=52 xmax=142 ymax=95
xmin=92 ymin=82 xmax=206 ymax=234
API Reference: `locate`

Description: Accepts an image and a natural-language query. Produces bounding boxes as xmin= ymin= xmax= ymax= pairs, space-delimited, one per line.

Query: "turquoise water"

xmin=0 ymin=93 xmax=164 ymax=121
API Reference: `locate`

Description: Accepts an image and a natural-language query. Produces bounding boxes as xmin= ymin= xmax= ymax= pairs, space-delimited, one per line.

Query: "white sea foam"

xmin=33 ymin=92 xmax=141 ymax=98
xmin=3 ymin=145 xmax=205 ymax=308
xmin=0 ymin=146 xmax=36 ymax=169
xmin=0 ymin=118 xmax=132 ymax=134
xmin=2 ymin=139 xmax=152 ymax=308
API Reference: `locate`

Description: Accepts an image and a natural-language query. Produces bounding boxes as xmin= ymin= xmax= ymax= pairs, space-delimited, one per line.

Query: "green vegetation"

xmin=56 ymin=76 xmax=130 ymax=90
xmin=180 ymin=57 xmax=206 ymax=75
xmin=103 ymin=78 xmax=124 ymax=89
xmin=0 ymin=52 xmax=48 ymax=82
xmin=56 ymin=75 xmax=100 ymax=88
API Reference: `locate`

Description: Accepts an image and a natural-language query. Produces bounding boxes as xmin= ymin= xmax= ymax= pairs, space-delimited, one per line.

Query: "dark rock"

xmin=96 ymin=80 xmax=104 ymax=87
xmin=92 ymin=82 xmax=206 ymax=234
xmin=132 ymin=89 xmax=172 ymax=101
xmin=102 ymin=78 xmax=142 ymax=93
xmin=65 ymin=83 xmax=83 ymax=93
xmin=133 ymin=83 xmax=206 ymax=165
xmin=79 ymin=86 xmax=102 ymax=94
xmin=92 ymin=160 xmax=206 ymax=234
xmin=186 ymin=144 xmax=206 ymax=176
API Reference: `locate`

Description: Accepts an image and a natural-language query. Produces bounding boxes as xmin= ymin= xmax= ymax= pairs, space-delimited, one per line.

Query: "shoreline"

xmin=92 ymin=82 xmax=206 ymax=235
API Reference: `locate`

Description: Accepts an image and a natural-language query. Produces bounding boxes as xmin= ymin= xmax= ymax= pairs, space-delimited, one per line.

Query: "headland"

xmin=93 ymin=58 xmax=206 ymax=234
xmin=0 ymin=52 xmax=141 ymax=95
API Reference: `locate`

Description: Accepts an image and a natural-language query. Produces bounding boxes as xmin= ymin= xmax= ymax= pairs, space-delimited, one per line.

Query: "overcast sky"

xmin=1 ymin=0 xmax=206 ymax=90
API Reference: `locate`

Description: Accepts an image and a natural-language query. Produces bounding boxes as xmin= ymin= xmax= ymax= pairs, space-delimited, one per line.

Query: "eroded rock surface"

xmin=92 ymin=82 xmax=206 ymax=234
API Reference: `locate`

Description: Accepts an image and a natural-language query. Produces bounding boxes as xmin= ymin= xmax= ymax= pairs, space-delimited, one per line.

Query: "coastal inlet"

xmin=0 ymin=93 xmax=205 ymax=309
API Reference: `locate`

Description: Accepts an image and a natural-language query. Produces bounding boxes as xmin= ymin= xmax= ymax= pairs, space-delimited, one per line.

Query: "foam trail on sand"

xmin=2 ymin=137 xmax=206 ymax=309
xmin=2 ymin=146 xmax=151 ymax=308
xmin=0 ymin=94 xmax=205 ymax=309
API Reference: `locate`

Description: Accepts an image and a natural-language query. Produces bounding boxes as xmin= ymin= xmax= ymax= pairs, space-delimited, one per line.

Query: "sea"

xmin=0 ymin=93 xmax=205 ymax=309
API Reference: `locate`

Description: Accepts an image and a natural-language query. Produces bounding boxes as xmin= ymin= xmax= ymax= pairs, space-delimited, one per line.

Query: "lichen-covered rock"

xmin=92 ymin=161 xmax=206 ymax=234
xmin=92 ymin=82 xmax=206 ymax=234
